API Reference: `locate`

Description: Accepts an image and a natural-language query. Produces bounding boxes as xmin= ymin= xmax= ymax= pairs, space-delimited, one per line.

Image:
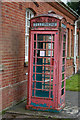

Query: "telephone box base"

xmin=26 ymin=104 xmax=65 ymax=113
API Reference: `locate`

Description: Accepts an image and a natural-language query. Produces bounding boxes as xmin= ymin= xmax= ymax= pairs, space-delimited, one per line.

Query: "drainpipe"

xmin=74 ymin=19 xmax=80 ymax=73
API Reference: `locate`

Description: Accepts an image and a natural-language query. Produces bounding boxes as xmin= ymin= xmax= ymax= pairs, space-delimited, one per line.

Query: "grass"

xmin=66 ymin=73 xmax=80 ymax=91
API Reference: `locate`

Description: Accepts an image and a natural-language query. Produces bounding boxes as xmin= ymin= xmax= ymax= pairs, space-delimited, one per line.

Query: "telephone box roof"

xmin=30 ymin=14 xmax=63 ymax=20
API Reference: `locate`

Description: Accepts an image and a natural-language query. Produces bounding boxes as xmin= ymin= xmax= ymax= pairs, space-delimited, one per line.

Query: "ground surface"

xmin=1 ymin=91 xmax=80 ymax=120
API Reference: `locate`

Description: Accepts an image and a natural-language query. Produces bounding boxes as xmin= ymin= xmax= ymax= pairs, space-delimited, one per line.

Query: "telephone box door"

xmin=28 ymin=31 xmax=59 ymax=110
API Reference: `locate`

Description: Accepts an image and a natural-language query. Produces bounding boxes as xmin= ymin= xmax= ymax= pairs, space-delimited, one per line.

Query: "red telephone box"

xmin=26 ymin=14 xmax=67 ymax=112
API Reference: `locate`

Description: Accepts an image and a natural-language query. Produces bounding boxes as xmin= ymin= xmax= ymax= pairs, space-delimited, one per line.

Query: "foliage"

xmin=67 ymin=1 xmax=80 ymax=15
xmin=66 ymin=73 xmax=80 ymax=91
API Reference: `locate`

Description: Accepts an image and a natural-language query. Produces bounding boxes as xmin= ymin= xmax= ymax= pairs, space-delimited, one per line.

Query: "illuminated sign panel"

xmin=33 ymin=22 xmax=57 ymax=27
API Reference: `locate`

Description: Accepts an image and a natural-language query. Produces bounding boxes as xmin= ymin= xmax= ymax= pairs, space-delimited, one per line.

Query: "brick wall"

xmin=0 ymin=1 xmax=2 ymax=112
xmin=1 ymin=2 xmax=27 ymax=110
xmin=66 ymin=58 xmax=74 ymax=77
xmin=1 ymin=2 xmax=78 ymax=111
xmin=76 ymin=58 xmax=79 ymax=71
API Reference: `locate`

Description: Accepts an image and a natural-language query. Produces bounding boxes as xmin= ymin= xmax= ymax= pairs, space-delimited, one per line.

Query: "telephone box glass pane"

xmin=34 ymin=50 xmax=36 ymax=56
xmin=34 ymin=34 xmax=36 ymax=40
xmin=62 ymin=74 xmax=64 ymax=80
xmin=37 ymin=42 xmax=43 ymax=49
xmin=61 ymin=88 xmax=64 ymax=95
xmin=37 ymin=34 xmax=54 ymax=41
xmin=34 ymin=42 xmax=36 ymax=49
xmin=63 ymin=43 xmax=66 ymax=49
xmin=62 ymin=66 xmax=65 ymax=72
xmin=51 ymin=91 xmax=53 ymax=98
xmin=63 ymin=50 xmax=65 ymax=57
xmin=37 ymin=34 xmax=52 ymax=41
xmin=35 ymin=90 xmax=49 ymax=98
xmin=62 ymin=58 xmax=65 ymax=64
xmin=37 ymin=34 xmax=44 ymax=41
xmin=62 ymin=81 xmax=64 ymax=88
xmin=63 ymin=35 xmax=66 ymax=42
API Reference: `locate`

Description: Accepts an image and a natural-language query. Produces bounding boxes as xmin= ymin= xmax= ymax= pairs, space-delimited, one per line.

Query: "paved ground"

xmin=1 ymin=91 xmax=80 ymax=119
